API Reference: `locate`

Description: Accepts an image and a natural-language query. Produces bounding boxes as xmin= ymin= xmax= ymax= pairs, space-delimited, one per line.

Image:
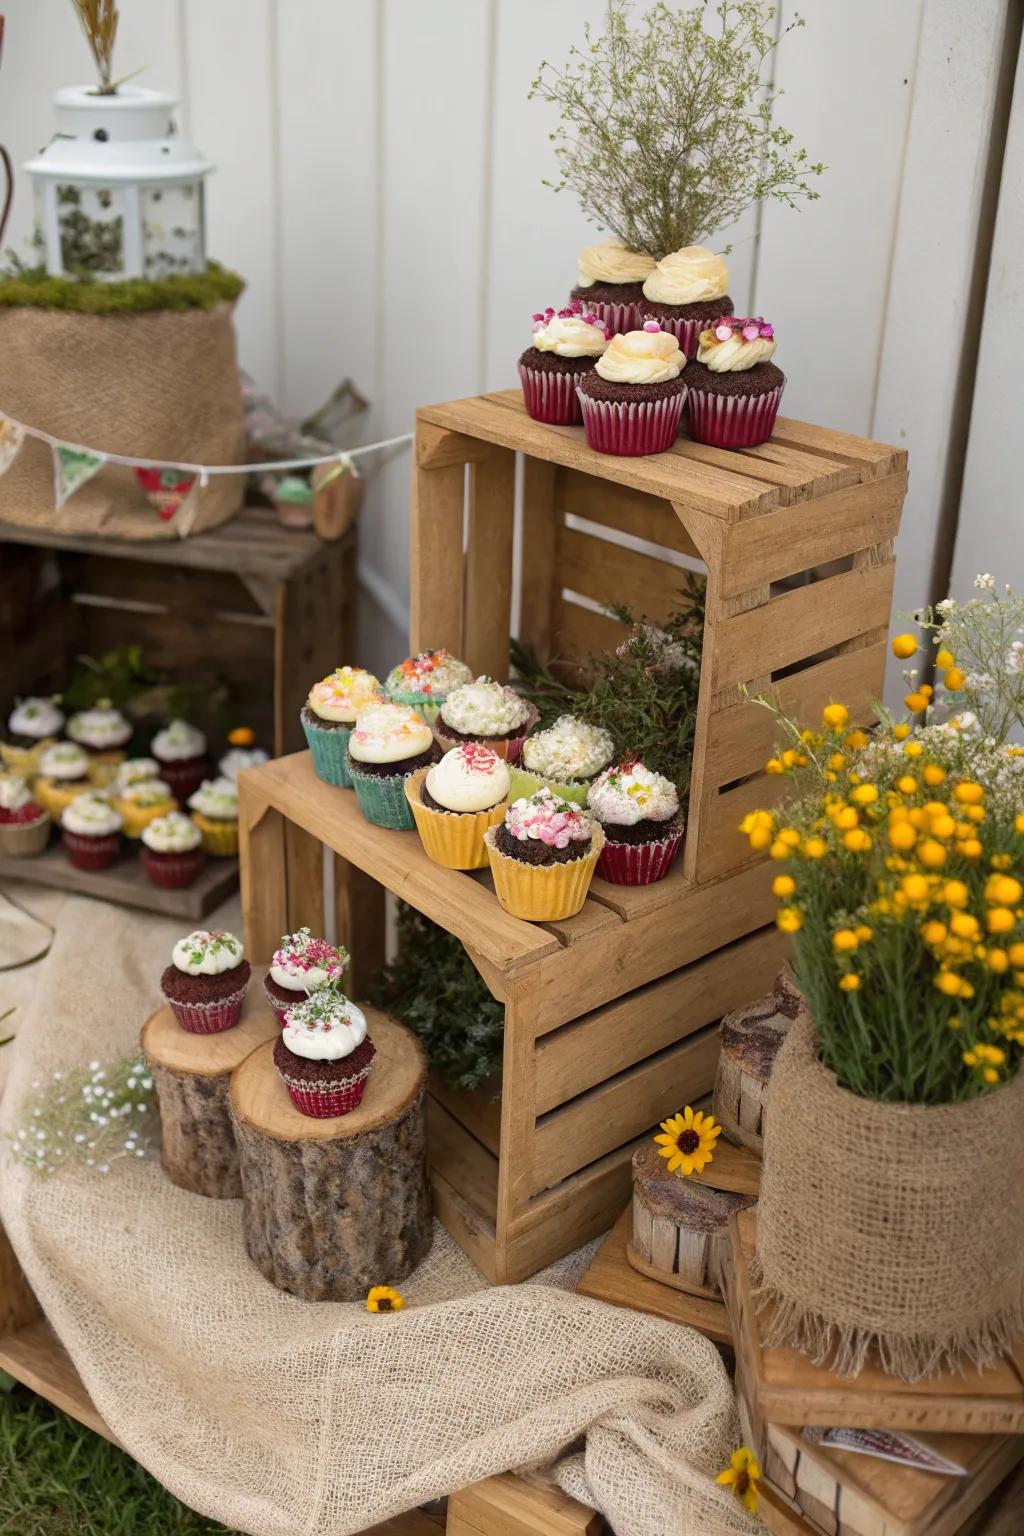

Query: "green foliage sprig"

xmin=530 ymin=0 xmax=824 ymax=258
xmin=0 ymin=259 xmax=244 ymax=313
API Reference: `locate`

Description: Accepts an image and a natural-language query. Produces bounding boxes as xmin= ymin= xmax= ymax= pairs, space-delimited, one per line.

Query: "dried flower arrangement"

xmin=71 ymin=0 xmax=120 ymax=95
xmin=10 ymin=1057 xmax=157 ymax=1175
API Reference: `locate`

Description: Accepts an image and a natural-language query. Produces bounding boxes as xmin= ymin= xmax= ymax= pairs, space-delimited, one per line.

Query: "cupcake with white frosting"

xmin=518 ymin=302 xmax=610 ymax=425
xmin=301 ymin=667 xmax=383 ymax=788
xmin=116 ymin=756 xmax=162 ymax=790
xmin=0 ymin=772 xmax=51 ymax=858
xmin=406 ymin=743 xmax=511 ymax=870
xmin=384 ymin=649 xmax=472 ymax=724
xmin=33 ymin=741 xmax=93 ymax=819
xmin=160 ymin=928 xmax=250 ymax=1034
xmin=112 ymin=777 xmax=177 ymax=839
xmin=66 ymin=701 xmax=132 ymax=785
xmin=274 ymin=988 xmax=375 ymax=1118
xmin=264 ymin=927 xmax=350 ymax=1027
xmin=1 ymin=696 xmax=64 ymax=776
xmin=139 ymin=811 xmax=205 ymax=889
xmin=218 ymin=731 xmax=269 ymax=781
xmin=484 ymin=787 xmax=604 ymax=921
xmin=639 ymin=246 xmax=733 ymax=356
xmin=347 ymin=703 xmax=437 ymax=831
xmin=587 ymin=759 xmax=684 ymax=886
xmin=187 ymin=776 xmax=240 ymax=856
xmin=570 ymin=239 xmax=657 ymax=336
xmin=151 ymin=719 xmax=209 ymax=801
xmin=508 ymin=714 xmax=615 ymax=807
xmin=60 ymin=793 xmax=123 ymax=872
xmin=576 ymin=322 xmax=689 ymax=456
xmin=685 ymin=315 xmax=785 ymax=449
xmin=433 ymin=677 xmax=538 ymax=762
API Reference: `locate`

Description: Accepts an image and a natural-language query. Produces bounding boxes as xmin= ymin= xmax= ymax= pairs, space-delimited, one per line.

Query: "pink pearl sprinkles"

xmin=711 ymin=316 xmax=775 ymax=342
xmin=531 ymin=299 xmax=611 ymax=339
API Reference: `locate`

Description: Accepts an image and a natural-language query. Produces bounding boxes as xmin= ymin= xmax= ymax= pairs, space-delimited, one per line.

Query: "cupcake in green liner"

xmin=301 ymin=667 xmax=383 ymax=788
xmin=384 ymin=649 xmax=472 ymax=725
xmin=507 ymin=714 xmax=615 ymax=807
xmin=347 ymin=703 xmax=438 ymax=830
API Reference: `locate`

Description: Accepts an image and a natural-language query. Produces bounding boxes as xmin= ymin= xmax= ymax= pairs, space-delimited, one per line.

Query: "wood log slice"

xmin=229 ymin=1007 xmax=432 ymax=1301
xmin=140 ymin=983 xmax=279 ymax=1199
xmin=713 ymin=963 xmax=801 ymax=1154
xmin=627 ymin=1141 xmax=756 ymax=1298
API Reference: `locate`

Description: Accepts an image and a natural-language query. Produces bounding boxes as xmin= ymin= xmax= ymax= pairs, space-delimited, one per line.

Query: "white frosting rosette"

xmin=595 ymin=327 xmax=686 ymax=385
xmin=521 ymin=716 xmax=615 ymax=782
xmin=587 ymin=761 xmax=679 ymax=826
xmin=282 ymin=990 xmax=368 ymax=1061
xmin=439 ymin=679 xmax=530 ymax=738
xmin=576 ymin=240 xmax=655 ymax=286
xmin=151 ymin=719 xmax=206 ymax=761
xmin=270 ymin=926 xmax=348 ymax=992
xmin=696 ymin=317 xmax=777 ymax=372
xmin=61 ymin=794 xmax=123 ymax=837
xmin=38 ymin=742 xmax=90 ymax=781
xmin=66 ymin=706 xmax=132 ymax=751
xmin=187 ymin=777 xmax=239 ymax=819
xmin=348 ymin=704 xmax=433 ymax=766
xmin=219 ymin=747 xmax=269 ymax=779
xmin=116 ymin=756 xmax=161 ymax=789
xmin=171 ymin=929 xmax=244 ymax=976
xmin=425 ymin=744 xmax=511 ymax=812
xmin=642 ymin=246 xmax=729 ymax=306
xmin=141 ymin=812 xmax=202 ymax=853
xmin=0 ymin=774 xmax=32 ymax=812
xmin=530 ymin=312 xmax=608 ymax=358
xmin=119 ymin=778 xmax=174 ymax=807
xmin=8 ymin=697 xmax=64 ymax=740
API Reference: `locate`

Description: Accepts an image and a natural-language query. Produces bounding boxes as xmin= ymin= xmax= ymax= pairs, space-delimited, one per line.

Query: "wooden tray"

xmin=0 ymin=842 xmax=237 ymax=919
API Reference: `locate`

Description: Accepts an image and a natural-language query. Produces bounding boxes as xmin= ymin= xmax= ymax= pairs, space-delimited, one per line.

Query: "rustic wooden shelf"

xmin=0 ymin=841 xmax=238 ymax=918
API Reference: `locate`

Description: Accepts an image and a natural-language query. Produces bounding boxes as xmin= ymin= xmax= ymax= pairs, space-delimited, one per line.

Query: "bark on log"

xmin=229 ymin=1008 xmax=432 ymax=1301
xmin=713 ymin=963 xmax=801 ymax=1154
xmin=627 ymin=1141 xmax=756 ymax=1298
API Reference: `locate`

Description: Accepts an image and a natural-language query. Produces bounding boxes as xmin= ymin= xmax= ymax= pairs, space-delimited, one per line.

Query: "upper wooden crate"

xmin=412 ymin=390 xmax=908 ymax=886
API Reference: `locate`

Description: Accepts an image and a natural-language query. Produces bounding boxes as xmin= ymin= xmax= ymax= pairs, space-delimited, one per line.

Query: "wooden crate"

xmin=0 ymin=842 xmax=237 ymax=919
xmin=446 ymin=1475 xmax=603 ymax=1535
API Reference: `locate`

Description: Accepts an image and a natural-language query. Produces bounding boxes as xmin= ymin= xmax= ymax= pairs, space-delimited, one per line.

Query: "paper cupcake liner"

xmin=277 ymin=1060 xmax=374 ymax=1118
xmin=190 ymin=813 xmax=240 ymax=857
xmin=647 ymin=313 xmax=720 ymax=358
xmin=349 ymin=765 xmax=419 ymax=830
xmin=0 ymin=811 xmax=51 ymax=858
xmin=385 ymin=686 xmax=443 ymax=725
xmin=685 ymin=381 xmax=785 ymax=449
xmin=578 ymin=388 xmax=687 ymax=456
xmin=0 ymin=739 xmax=55 ymax=777
xmin=506 ymin=766 xmax=593 ymax=808
xmin=84 ymin=750 xmax=126 ymax=789
xmin=302 ymin=715 xmax=355 ymax=788
xmin=155 ymin=758 xmax=208 ymax=801
xmin=167 ymin=982 xmax=248 ymax=1035
xmin=404 ymin=769 xmax=507 ymax=870
xmin=432 ymin=702 xmax=539 ymax=765
xmin=582 ymin=298 xmax=643 ymax=337
xmin=262 ymin=974 xmax=309 ymax=1029
xmin=484 ymin=826 xmax=604 ymax=921
xmin=61 ymin=828 xmax=121 ymax=872
xmin=518 ymin=362 xmax=584 ymax=425
xmin=117 ymin=797 xmax=178 ymax=839
xmin=597 ymin=828 xmax=684 ymax=886
xmin=140 ymin=846 xmax=206 ymax=889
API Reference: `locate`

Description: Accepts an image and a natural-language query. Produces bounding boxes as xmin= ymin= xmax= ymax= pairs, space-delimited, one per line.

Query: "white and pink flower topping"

xmin=271 ymin=926 xmax=349 ymax=994
xmin=504 ymin=787 xmax=594 ymax=849
xmin=696 ymin=316 xmax=777 ymax=373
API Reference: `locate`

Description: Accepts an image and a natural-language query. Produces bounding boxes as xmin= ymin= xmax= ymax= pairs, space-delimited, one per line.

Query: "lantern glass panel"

xmin=142 ymin=181 xmax=205 ymax=277
xmin=57 ymin=182 xmax=124 ymax=275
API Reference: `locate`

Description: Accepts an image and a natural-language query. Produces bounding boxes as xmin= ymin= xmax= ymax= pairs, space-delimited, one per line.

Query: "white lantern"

xmin=24 ymin=86 xmax=214 ymax=281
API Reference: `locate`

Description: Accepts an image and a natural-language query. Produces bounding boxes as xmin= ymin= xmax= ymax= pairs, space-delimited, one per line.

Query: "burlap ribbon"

xmin=754 ymin=1008 xmax=1024 ymax=1381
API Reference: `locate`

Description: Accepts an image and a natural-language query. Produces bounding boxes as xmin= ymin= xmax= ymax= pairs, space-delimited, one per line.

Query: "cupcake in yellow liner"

xmin=113 ymin=777 xmax=178 ymax=838
xmin=33 ymin=741 xmax=93 ymax=819
xmin=405 ymin=744 xmax=511 ymax=870
xmin=187 ymin=776 xmax=240 ymax=856
xmin=484 ymin=787 xmax=604 ymax=921
xmin=66 ymin=701 xmax=133 ymax=786
xmin=432 ymin=678 xmax=539 ymax=763
xmin=507 ymin=715 xmax=615 ymax=807
xmin=1 ymin=696 xmax=64 ymax=777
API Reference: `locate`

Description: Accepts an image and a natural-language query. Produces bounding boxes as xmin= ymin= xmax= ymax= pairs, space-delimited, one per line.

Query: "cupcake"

xmin=587 ymin=760 xmax=684 ymax=885
xmin=60 ymin=793 xmax=123 ymax=872
xmin=274 ymin=988 xmax=375 ymax=1118
xmin=160 ymin=929 xmax=250 ymax=1035
xmin=406 ymin=743 xmax=510 ymax=870
xmin=301 ymin=666 xmax=383 ymax=788
xmin=639 ymin=246 xmax=733 ymax=355
xmin=484 ymin=787 xmax=604 ymax=921
xmin=114 ymin=777 xmax=178 ymax=839
xmin=347 ymin=704 xmax=437 ymax=830
xmin=384 ymin=650 xmax=472 ymax=725
xmin=187 ymin=776 xmax=240 ymax=856
xmin=0 ymin=773 xmax=51 ymax=858
xmin=264 ymin=926 xmax=350 ymax=1027
xmin=433 ymin=678 xmax=538 ymax=762
xmin=577 ymin=323 xmax=688 ymax=456
xmin=33 ymin=741 xmax=93 ymax=819
xmin=518 ymin=302 xmax=610 ymax=425
xmin=1 ymin=696 xmax=64 ymax=776
xmin=140 ymin=812 xmax=205 ymax=889
xmin=115 ymin=756 xmax=162 ymax=790
xmin=570 ymin=239 xmax=657 ymax=336
xmin=218 ymin=729 xmax=269 ymax=781
xmin=684 ymin=316 xmax=785 ymax=449
xmin=150 ymin=719 xmax=209 ymax=801
xmin=66 ymin=702 xmax=132 ymax=785
xmin=508 ymin=715 xmax=615 ymax=807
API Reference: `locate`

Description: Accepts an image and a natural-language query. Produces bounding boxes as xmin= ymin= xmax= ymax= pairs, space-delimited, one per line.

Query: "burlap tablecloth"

xmin=0 ymin=886 xmax=756 ymax=1536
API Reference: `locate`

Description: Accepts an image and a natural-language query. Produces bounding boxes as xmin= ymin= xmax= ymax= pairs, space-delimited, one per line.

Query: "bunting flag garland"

xmin=135 ymin=465 xmax=198 ymax=522
xmin=52 ymin=443 xmax=106 ymax=510
xmin=0 ymin=414 xmax=25 ymax=476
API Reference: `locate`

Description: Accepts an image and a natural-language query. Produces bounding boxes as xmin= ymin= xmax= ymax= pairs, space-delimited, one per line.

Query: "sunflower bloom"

xmin=716 ymin=1447 xmax=761 ymax=1514
xmin=654 ymin=1106 xmax=721 ymax=1177
xmin=366 ymin=1285 xmax=405 ymax=1313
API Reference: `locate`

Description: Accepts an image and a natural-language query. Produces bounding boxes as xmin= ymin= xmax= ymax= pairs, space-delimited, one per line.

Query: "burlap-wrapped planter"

xmin=0 ymin=302 xmax=244 ymax=539
xmin=754 ymin=1008 xmax=1024 ymax=1382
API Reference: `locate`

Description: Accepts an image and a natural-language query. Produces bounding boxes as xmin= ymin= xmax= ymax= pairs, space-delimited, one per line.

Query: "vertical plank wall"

xmin=2 ymin=0 xmax=1018 ymax=686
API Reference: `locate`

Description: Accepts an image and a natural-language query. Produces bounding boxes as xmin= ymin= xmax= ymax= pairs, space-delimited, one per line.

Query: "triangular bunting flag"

xmin=53 ymin=443 xmax=106 ymax=509
xmin=135 ymin=466 xmax=197 ymax=522
xmin=0 ymin=415 xmax=25 ymax=477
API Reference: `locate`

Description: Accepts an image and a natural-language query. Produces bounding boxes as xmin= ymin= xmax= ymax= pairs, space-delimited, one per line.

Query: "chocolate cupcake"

xmin=160 ymin=928 xmax=250 ymax=1034
xmin=301 ymin=667 xmax=383 ymax=788
xmin=406 ymin=743 xmax=510 ymax=870
xmin=140 ymin=812 xmax=205 ymax=889
xmin=577 ymin=323 xmax=688 ymax=456
xmin=518 ymin=302 xmax=610 ymax=425
xmin=66 ymin=701 xmax=132 ymax=786
xmin=1 ymin=696 xmax=64 ymax=777
xmin=274 ymin=989 xmax=375 ymax=1118
xmin=0 ymin=772 xmax=50 ymax=858
xmin=508 ymin=715 xmax=615 ymax=807
xmin=60 ymin=793 xmax=123 ymax=872
xmin=639 ymin=246 xmax=734 ymax=355
xmin=484 ymin=787 xmax=604 ymax=921
xmin=347 ymin=703 xmax=437 ymax=830
xmin=684 ymin=316 xmax=785 ymax=449
xmin=151 ymin=719 xmax=209 ymax=801
xmin=587 ymin=759 xmax=684 ymax=885
xmin=570 ymin=239 xmax=657 ymax=336
xmin=264 ymin=926 xmax=349 ymax=1027
xmin=433 ymin=678 xmax=538 ymax=762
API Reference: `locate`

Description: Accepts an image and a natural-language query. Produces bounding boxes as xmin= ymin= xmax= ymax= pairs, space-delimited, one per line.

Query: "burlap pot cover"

xmin=0 ymin=303 xmax=245 ymax=539
xmin=754 ymin=1008 xmax=1024 ymax=1382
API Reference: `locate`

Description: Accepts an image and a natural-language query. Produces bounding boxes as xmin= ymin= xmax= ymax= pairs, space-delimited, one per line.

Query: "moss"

xmin=0 ymin=261 xmax=245 ymax=314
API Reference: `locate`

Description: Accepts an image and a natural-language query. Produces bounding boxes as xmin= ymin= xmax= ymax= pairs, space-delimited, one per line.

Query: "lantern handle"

xmin=0 ymin=144 xmax=12 ymax=251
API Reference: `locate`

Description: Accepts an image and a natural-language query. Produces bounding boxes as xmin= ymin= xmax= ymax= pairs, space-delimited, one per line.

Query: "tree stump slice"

xmin=627 ymin=1141 xmax=757 ymax=1298
xmin=140 ymin=983 xmax=279 ymax=1200
xmin=713 ymin=964 xmax=801 ymax=1154
xmin=229 ymin=1008 xmax=432 ymax=1301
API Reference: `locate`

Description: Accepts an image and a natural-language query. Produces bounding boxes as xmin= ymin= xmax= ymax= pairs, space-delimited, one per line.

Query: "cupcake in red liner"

xmin=577 ymin=323 xmax=688 ymax=456
xmin=151 ymin=719 xmax=209 ymax=801
xmin=518 ymin=302 xmax=610 ymax=425
xmin=274 ymin=988 xmax=375 ymax=1118
xmin=569 ymin=239 xmax=656 ymax=336
xmin=638 ymin=245 xmax=734 ymax=357
xmin=684 ymin=316 xmax=785 ymax=449
xmin=60 ymin=794 xmax=123 ymax=871
xmin=586 ymin=759 xmax=684 ymax=885
xmin=160 ymin=928 xmax=250 ymax=1034
xmin=264 ymin=926 xmax=349 ymax=1027
xmin=140 ymin=811 xmax=206 ymax=888
xmin=0 ymin=773 xmax=51 ymax=857
xmin=433 ymin=678 xmax=538 ymax=762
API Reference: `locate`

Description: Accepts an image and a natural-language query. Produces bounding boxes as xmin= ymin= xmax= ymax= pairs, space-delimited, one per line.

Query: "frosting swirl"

xmin=439 ymin=678 xmax=530 ymax=737
xmin=187 ymin=776 xmax=239 ymax=820
xmin=530 ymin=304 xmax=609 ymax=358
xmin=307 ymin=667 xmax=383 ymax=725
xmin=218 ymin=747 xmax=269 ymax=779
xmin=271 ymin=926 xmax=349 ymax=993
xmin=642 ymin=245 xmax=729 ymax=305
xmin=282 ymin=989 xmax=368 ymax=1061
xmin=116 ymin=757 xmax=161 ymax=789
xmin=171 ymin=928 xmax=244 ymax=976
xmin=576 ymin=240 xmax=655 ymax=287
xmin=38 ymin=742 xmax=90 ymax=781
xmin=595 ymin=325 xmax=686 ymax=385
xmin=504 ymin=788 xmax=593 ymax=848
xmin=521 ymin=715 xmax=615 ymax=782
xmin=697 ymin=316 xmax=776 ymax=372
xmin=587 ymin=760 xmax=679 ymax=826
xmin=67 ymin=706 xmax=132 ymax=751
xmin=8 ymin=697 xmax=63 ymax=740
xmin=61 ymin=794 xmax=122 ymax=837
xmin=0 ymin=774 xmax=32 ymax=812
xmin=151 ymin=719 xmax=206 ymax=761
xmin=386 ymin=650 xmax=472 ymax=700
xmin=141 ymin=812 xmax=202 ymax=853
xmin=118 ymin=778 xmax=175 ymax=808
xmin=425 ymin=744 xmax=511 ymax=813
xmin=349 ymin=704 xmax=433 ymax=765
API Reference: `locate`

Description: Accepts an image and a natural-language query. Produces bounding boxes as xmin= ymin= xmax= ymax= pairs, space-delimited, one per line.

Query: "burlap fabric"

xmin=754 ymin=1008 xmax=1024 ymax=1382
xmin=0 ymin=304 xmax=244 ymax=539
xmin=0 ymin=889 xmax=757 ymax=1536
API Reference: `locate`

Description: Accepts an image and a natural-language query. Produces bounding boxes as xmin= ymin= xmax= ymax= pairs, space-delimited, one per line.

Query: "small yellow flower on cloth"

xmin=716 ymin=1446 xmax=761 ymax=1513
xmin=654 ymin=1105 xmax=721 ymax=1177
xmin=366 ymin=1286 xmax=405 ymax=1313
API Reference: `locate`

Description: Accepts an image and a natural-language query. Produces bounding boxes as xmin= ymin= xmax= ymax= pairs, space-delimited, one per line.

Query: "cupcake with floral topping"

xmin=587 ymin=759 xmax=684 ymax=885
xmin=484 ymin=787 xmax=604 ymax=921
xmin=570 ymin=239 xmax=657 ymax=336
xmin=302 ymin=667 xmax=383 ymax=788
xmin=218 ymin=727 xmax=269 ymax=781
xmin=384 ymin=649 xmax=472 ymax=724
xmin=0 ymin=773 xmax=51 ymax=858
xmin=433 ymin=677 xmax=538 ymax=762
xmin=1 ymin=696 xmax=64 ymax=777
xmin=508 ymin=714 xmax=615 ymax=807
xmin=187 ymin=776 xmax=239 ymax=856
xmin=518 ymin=302 xmax=610 ymax=425
xmin=151 ymin=719 xmax=209 ymax=801
xmin=139 ymin=812 xmax=205 ymax=889
xmin=685 ymin=316 xmax=785 ymax=448
xmin=33 ymin=741 xmax=93 ymax=819
xmin=264 ymin=927 xmax=350 ymax=1027
xmin=113 ymin=777 xmax=178 ymax=839
xmin=639 ymin=246 xmax=733 ymax=355
xmin=60 ymin=793 xmax=123 ymax=872
xmin=66 ymin=701 xmax=132 ymax=785
xmin=274 ymin=988 xmax=375 ymax=1118
xmin=347 ymin=703 xmax=437 ymax=830
xmin=577 ymin=322 xmax=688 ymax=456
xmin=406 ymin=743 xmax=510 ymax=870
xmin=160 ymin=929 xmax=250 ymax=1034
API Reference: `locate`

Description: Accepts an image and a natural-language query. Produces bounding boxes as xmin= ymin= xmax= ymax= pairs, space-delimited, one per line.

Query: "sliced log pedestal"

xmin=713 ymin=964 xmax=801 ymax=1155
xmin=141 ymin=986 xmax=279 ymax=1199
xmin=627 ymin=1141 xmax=757 ymax=1298
xmin=229 ymin=1008 xmax=433 ymax=1301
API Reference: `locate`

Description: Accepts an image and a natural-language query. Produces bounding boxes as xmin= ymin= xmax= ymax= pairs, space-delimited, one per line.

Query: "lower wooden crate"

xmin=756 ymin=1460 xmax=1024 ymax=1536
xmin=446 ymin=1475 xmax=603 ymax=1536
xmin=0 ymin=842 xmax=237 ymax=918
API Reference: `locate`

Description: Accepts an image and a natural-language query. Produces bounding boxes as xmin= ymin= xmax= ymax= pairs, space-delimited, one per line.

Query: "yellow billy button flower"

xmin=956 ymin=839 xmax=983 ymax=860
xmin=930 ymin=813 xmax=956 ymax=841
xmin=827 ymin=753 xmax=846 ymax=771
xmin=893 ymin=723 xmax=911 ymax=741
xmin=802 ymin=837 xmax=827 ymax=859
xmin=366 ymin=1286 xmax=405 ymax=1313
xmin=903 ymin=740 xmax=924 ymax=759
xmin=964 ymin=804 xmax=986 ymax=823
xmin=949 ymin=911 xmax=980 ymax=940
xmin=832 ymin=928 xmax=859 ymax=952
xmin=897 ymin=775 xmax=918 ymax=795
xmin=764 ymin=757 xmax=784 ymax=774
xmin=1015 ymin=813 xmax=1024 ymax=835
xmin=716 ymin=1448 xmax=762 ymax=1515
xmin=822 ymin=703 xmax=849 ymax=729
xmin=839 ymin=973 xmax=861 ymax=991
xmin=845 ymin=729 xmax=870 ymax=751
xmin=891 ymin=633 xmax=918 ymax=659
xmin=922 ymin=765 xmax=945 ymax=787
xmin=936 ymin=648 xmax=954 ymax=670
xmin=921 ymin=920 xmax=947 ymax=945
xmin=850 ymin=784 xmax=879 ymax=806
xmin=772 ymin=875 xmax=796 ymax=898
xmin=917 ymin=839 xmax=947 ymax=870
xmin=888 ymin=821 xmax=917 ymax=852
xmin=935 ymin=970 xmax=963 ymax=997
xmin=987 ymin=875 xmax=1023 ymax=907
xmin=1008 ymin=944 xmax=1024 ymax=967
xmin=988 ymin=949 xmax=1010 ymax=974
xmin=843 ymin=828 xmax=872 ymax=853
xmin=902 ymin=874 xmax=931 ymax=903
xmin=944 ymin=666 xmax=966 ymax=691
xmin=833 ymin=805 xmax=859 ymax=830
xmin=987 ymin=908 xmax=1016 ymax=936
xmin=954 ymin=781 xmax=984 ymax=805
xmin=943 ymin=880 xmax=970 ymax=909
xmin=777 ymin=907 xmax=803 ymax=933
xmin=654 ymin=1106 xmax=721 ymax=1177
xmin=991 ymin=854 xmax=1014 ymax=871
xmin=904 ymin=692 xmax=929 ymax=713
xmin=769 ymin=839 xmax=793 ymax=860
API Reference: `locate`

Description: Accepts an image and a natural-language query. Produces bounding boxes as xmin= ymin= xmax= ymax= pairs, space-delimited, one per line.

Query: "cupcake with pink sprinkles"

xmin=263 ymin=926 xmax=350 ymax=1028
xmin=518 ymin=301 xmax=610 ymax=425
xmin=684 ymin=316 xmax=784 ymax=448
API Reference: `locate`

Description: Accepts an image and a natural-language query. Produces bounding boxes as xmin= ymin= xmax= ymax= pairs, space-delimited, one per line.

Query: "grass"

xmin=0 ymin=262 xmax=245 ymax=314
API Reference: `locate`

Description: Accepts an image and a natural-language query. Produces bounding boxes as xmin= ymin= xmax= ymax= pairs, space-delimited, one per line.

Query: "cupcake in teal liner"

xmin=586 ymin=759 xmax=684 ymax=885
xmin=508 ymin=715 xmax=616 ymax=806
xmin=347 ymin=703 xmax=438 ymax=830
xmin=301 ymin=667 xmax=383 ymax=788
xmin=384 ymin=649 xmax=472 ymax=725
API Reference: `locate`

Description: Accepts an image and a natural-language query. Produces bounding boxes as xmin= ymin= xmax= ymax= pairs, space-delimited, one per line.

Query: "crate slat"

xmin=426 ymin=1098 xmax=498 ymax=1223
xmin=464 ymin=450 xmax=516 ymax=679
xmin=409 ymin=459 xmax=466 ymax=658
xmin=556 ymin=522 xmax=696 ymax=627
xmin=555 ymin=466 xmax=699 ymax=556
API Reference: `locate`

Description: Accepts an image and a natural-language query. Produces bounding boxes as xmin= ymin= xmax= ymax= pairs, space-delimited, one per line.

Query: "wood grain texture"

xmin=447 ymin=1473 xmax=602 ymax=1536
xmin=0 ymin=843 xmax=238 ymax=919
xmin=464 ymin=448 xmax=516 ymax=681
xmin=517 ymin=456 xmax=558 ymax=661
xmin=409 ymin=459 xmax=466 ymax=658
